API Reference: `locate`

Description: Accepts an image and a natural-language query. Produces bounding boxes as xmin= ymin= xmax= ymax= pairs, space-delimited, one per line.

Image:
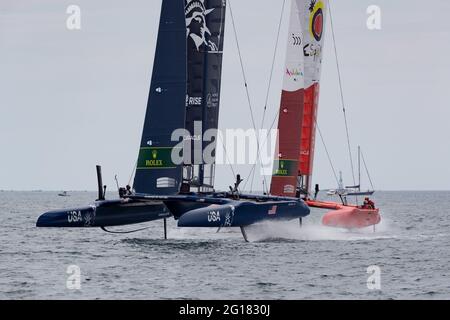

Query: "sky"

xmin=1 ymin=0 xmax=450 ymax=191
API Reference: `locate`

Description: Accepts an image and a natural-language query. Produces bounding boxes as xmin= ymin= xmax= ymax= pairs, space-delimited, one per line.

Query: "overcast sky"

xmin=1 ymin=0 xmax=449 ymax=191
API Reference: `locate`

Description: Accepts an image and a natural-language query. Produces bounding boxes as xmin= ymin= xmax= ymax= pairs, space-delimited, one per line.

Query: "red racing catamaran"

xmin=270 ymin=0 xmax=381 ymax=230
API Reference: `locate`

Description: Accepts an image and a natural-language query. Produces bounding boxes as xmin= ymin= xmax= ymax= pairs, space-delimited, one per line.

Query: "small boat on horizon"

xmin=58 ymin=191 xmax=70 ymax=197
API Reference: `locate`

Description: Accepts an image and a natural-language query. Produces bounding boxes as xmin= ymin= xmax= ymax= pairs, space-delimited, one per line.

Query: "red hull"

xmin=306 ymin=200 xmax=381 ymax=229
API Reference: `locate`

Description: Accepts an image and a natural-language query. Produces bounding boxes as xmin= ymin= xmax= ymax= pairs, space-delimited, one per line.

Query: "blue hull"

xmin=37 ymin=192 xmax=310 ymax=230
xmin=132 ymin=193 xmax=310 ymax=228
xmin=177 ymin=199 xmax=309 ymax=227
xmin=36 ymin=199 xmax=170 ymax=228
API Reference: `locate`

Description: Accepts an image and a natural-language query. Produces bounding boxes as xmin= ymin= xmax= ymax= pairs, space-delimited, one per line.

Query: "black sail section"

xmin=133 ymin=0 xmax=187 ymax=195
xmin=184 ymin=0 xmax=227 ymax=189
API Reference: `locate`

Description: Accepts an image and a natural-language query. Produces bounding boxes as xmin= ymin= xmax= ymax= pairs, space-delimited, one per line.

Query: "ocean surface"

xmin=0 ymin=191 xmax=449 ymax=300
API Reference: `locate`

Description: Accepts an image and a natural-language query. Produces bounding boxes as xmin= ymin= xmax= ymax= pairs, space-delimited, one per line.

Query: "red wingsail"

xmin=270 ymin=0 xmax=305 ymax=197
xmin=297 ymin=0 xmax=327 ymax=194
xmin=299 ymin=82 xmax=320 ymax=176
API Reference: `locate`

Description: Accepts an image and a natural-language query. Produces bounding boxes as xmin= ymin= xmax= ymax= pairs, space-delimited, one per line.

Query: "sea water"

xmin=0 ymin=191 xmax=449 ymax=299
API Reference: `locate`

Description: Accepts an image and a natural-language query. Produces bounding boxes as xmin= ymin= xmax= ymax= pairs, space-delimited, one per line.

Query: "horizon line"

xmin=1 ymin=189 xmax=449 ymax=193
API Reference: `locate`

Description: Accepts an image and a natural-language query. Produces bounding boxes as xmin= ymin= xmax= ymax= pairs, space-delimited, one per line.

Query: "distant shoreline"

xmin=1 ymin=190 xmax=449 ymax=193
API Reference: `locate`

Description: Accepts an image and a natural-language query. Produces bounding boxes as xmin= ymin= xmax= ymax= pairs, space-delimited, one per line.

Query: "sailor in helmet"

xmin=363 ymin=197 xmax=375 ymax=209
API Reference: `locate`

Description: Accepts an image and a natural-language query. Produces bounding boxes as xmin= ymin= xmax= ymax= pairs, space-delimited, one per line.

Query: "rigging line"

xmin=328 ymin=1 xmax=356 ymax=187
xmin=316 ymin=122 xmax=340 ymax=188
xmin=360 ymin=148 xmax=375 ymax=190
xmin=248 ymin=0 xmax=286 ymax=194
xmin=228 ymin=0 xmax=268 ymax=191
xmin=127 ymin=159 xmax=138 ymax=187
xmin=246 ymin=108 xmax=282 ymax=194
xmin=243 ymin=163 xmax=256 ymax=192
xmin=218 ymin=133 xmax=237 ymax=180
xmin=249 ymin=165 xmax=256 ymax=193
xmin=243 ymin=106 xmax=280 ymax=193
xmin=244 ymin=97 xmax=283 ymax=192
xmin=259 ymin=0 xmax=287 ymax=136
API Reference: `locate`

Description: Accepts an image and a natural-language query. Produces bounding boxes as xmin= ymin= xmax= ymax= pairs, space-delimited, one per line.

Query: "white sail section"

xmin=300 ymin=0 xmax=327 ymax=89
xmin=283 ymin=0 xmax=305 ymax=92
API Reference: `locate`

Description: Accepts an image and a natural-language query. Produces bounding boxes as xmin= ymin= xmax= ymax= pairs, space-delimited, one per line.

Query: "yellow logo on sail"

xmin=275 ymin=161 xmax=288 ymax=176
xmin=145 ymin=149 xmax=163 ymax=167
xmin=309 ymin=0 xmax=324 ymax=42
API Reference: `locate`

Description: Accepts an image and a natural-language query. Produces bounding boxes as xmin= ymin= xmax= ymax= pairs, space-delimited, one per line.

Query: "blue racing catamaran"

xmin=37 ymin=0 xmax=329 ymax=241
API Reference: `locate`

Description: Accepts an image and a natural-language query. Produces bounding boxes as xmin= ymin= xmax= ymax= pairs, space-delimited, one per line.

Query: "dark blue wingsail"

xmin=184 ymin=0 xmax=227 ymax=190
xmin=133 ymin=0 xmax=187 ymax=195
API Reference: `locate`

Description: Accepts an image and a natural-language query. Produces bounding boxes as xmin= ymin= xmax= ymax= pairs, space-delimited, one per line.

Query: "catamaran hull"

xmin=306 ymin=200 xmax=381 ymax=229
xmin=127 ymin=193 xmax=310 ymax=228
xmin=322 ymin=207 xmax=380 ymax=229
xmin=36 ymin=200 xmax=170 ymax=228
xmin=177 ymin=200 xmax=310 ymax=228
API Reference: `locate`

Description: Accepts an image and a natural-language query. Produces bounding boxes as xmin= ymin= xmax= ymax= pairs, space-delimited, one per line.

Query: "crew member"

xmin=363 ymin=197 xmax=375 ymax=209
xmin=314 ymin=184 xmax=320 ymax=200
xmin=119 ymin=185 xmax=133 ymax=198
xmin=363 ymin=197 xmax=370 ymax=209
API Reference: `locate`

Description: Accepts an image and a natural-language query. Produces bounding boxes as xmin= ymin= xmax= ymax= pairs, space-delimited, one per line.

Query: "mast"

xmin=133 ymin=0 xmax=187 ymax=195
xmin=358 ymin=145 xmax=361 ymax=191
xmin=183 ymin=0 xmax=227 ymax=192
xmin=270 ymin=0 xmax=306 ymax=197
xmin=297 ymin=0 xmax=328 ymax=197
xmin=346 ymin=146 xmax=361 ymax=190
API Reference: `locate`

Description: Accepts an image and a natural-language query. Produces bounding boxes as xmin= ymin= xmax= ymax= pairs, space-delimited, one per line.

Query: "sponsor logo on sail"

xmin=185 ymin=0 xmax=219 ymax=52
xmin=206 ymin=93 xmax=212 ymax=108
xmin=184 ymin=135 xmax=202 ymax=141
xmin=275 ymin=169 xmax=288 ymax=176
xmin=283 ymin=185 xmax=295 ymax=194
xmin=137 ymin=147 xmax=177 ymax=169
xmin=309 ymin=0 xmax=324 ymax=42
xmin=186 ymin=95 xmax=203 ymax=106
xmin=157 ymin=177 xmax=176 ymax=188
xmin=206 ymin=92 xmax=220 ymax=108
xmin=146 ymin=159 xmax=163 ymax=167
xmin=286 ymin=68 xmax=303 ymax=77
xmin=273 ymin=160 xmax=297 ymax=177
xmin=275 ymin=161 xmax=288 ymax=176
xmin=292 ymin=33 xmax=302 ymax=46
xmin=146 ymin=149 xmax=163 ymax=167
